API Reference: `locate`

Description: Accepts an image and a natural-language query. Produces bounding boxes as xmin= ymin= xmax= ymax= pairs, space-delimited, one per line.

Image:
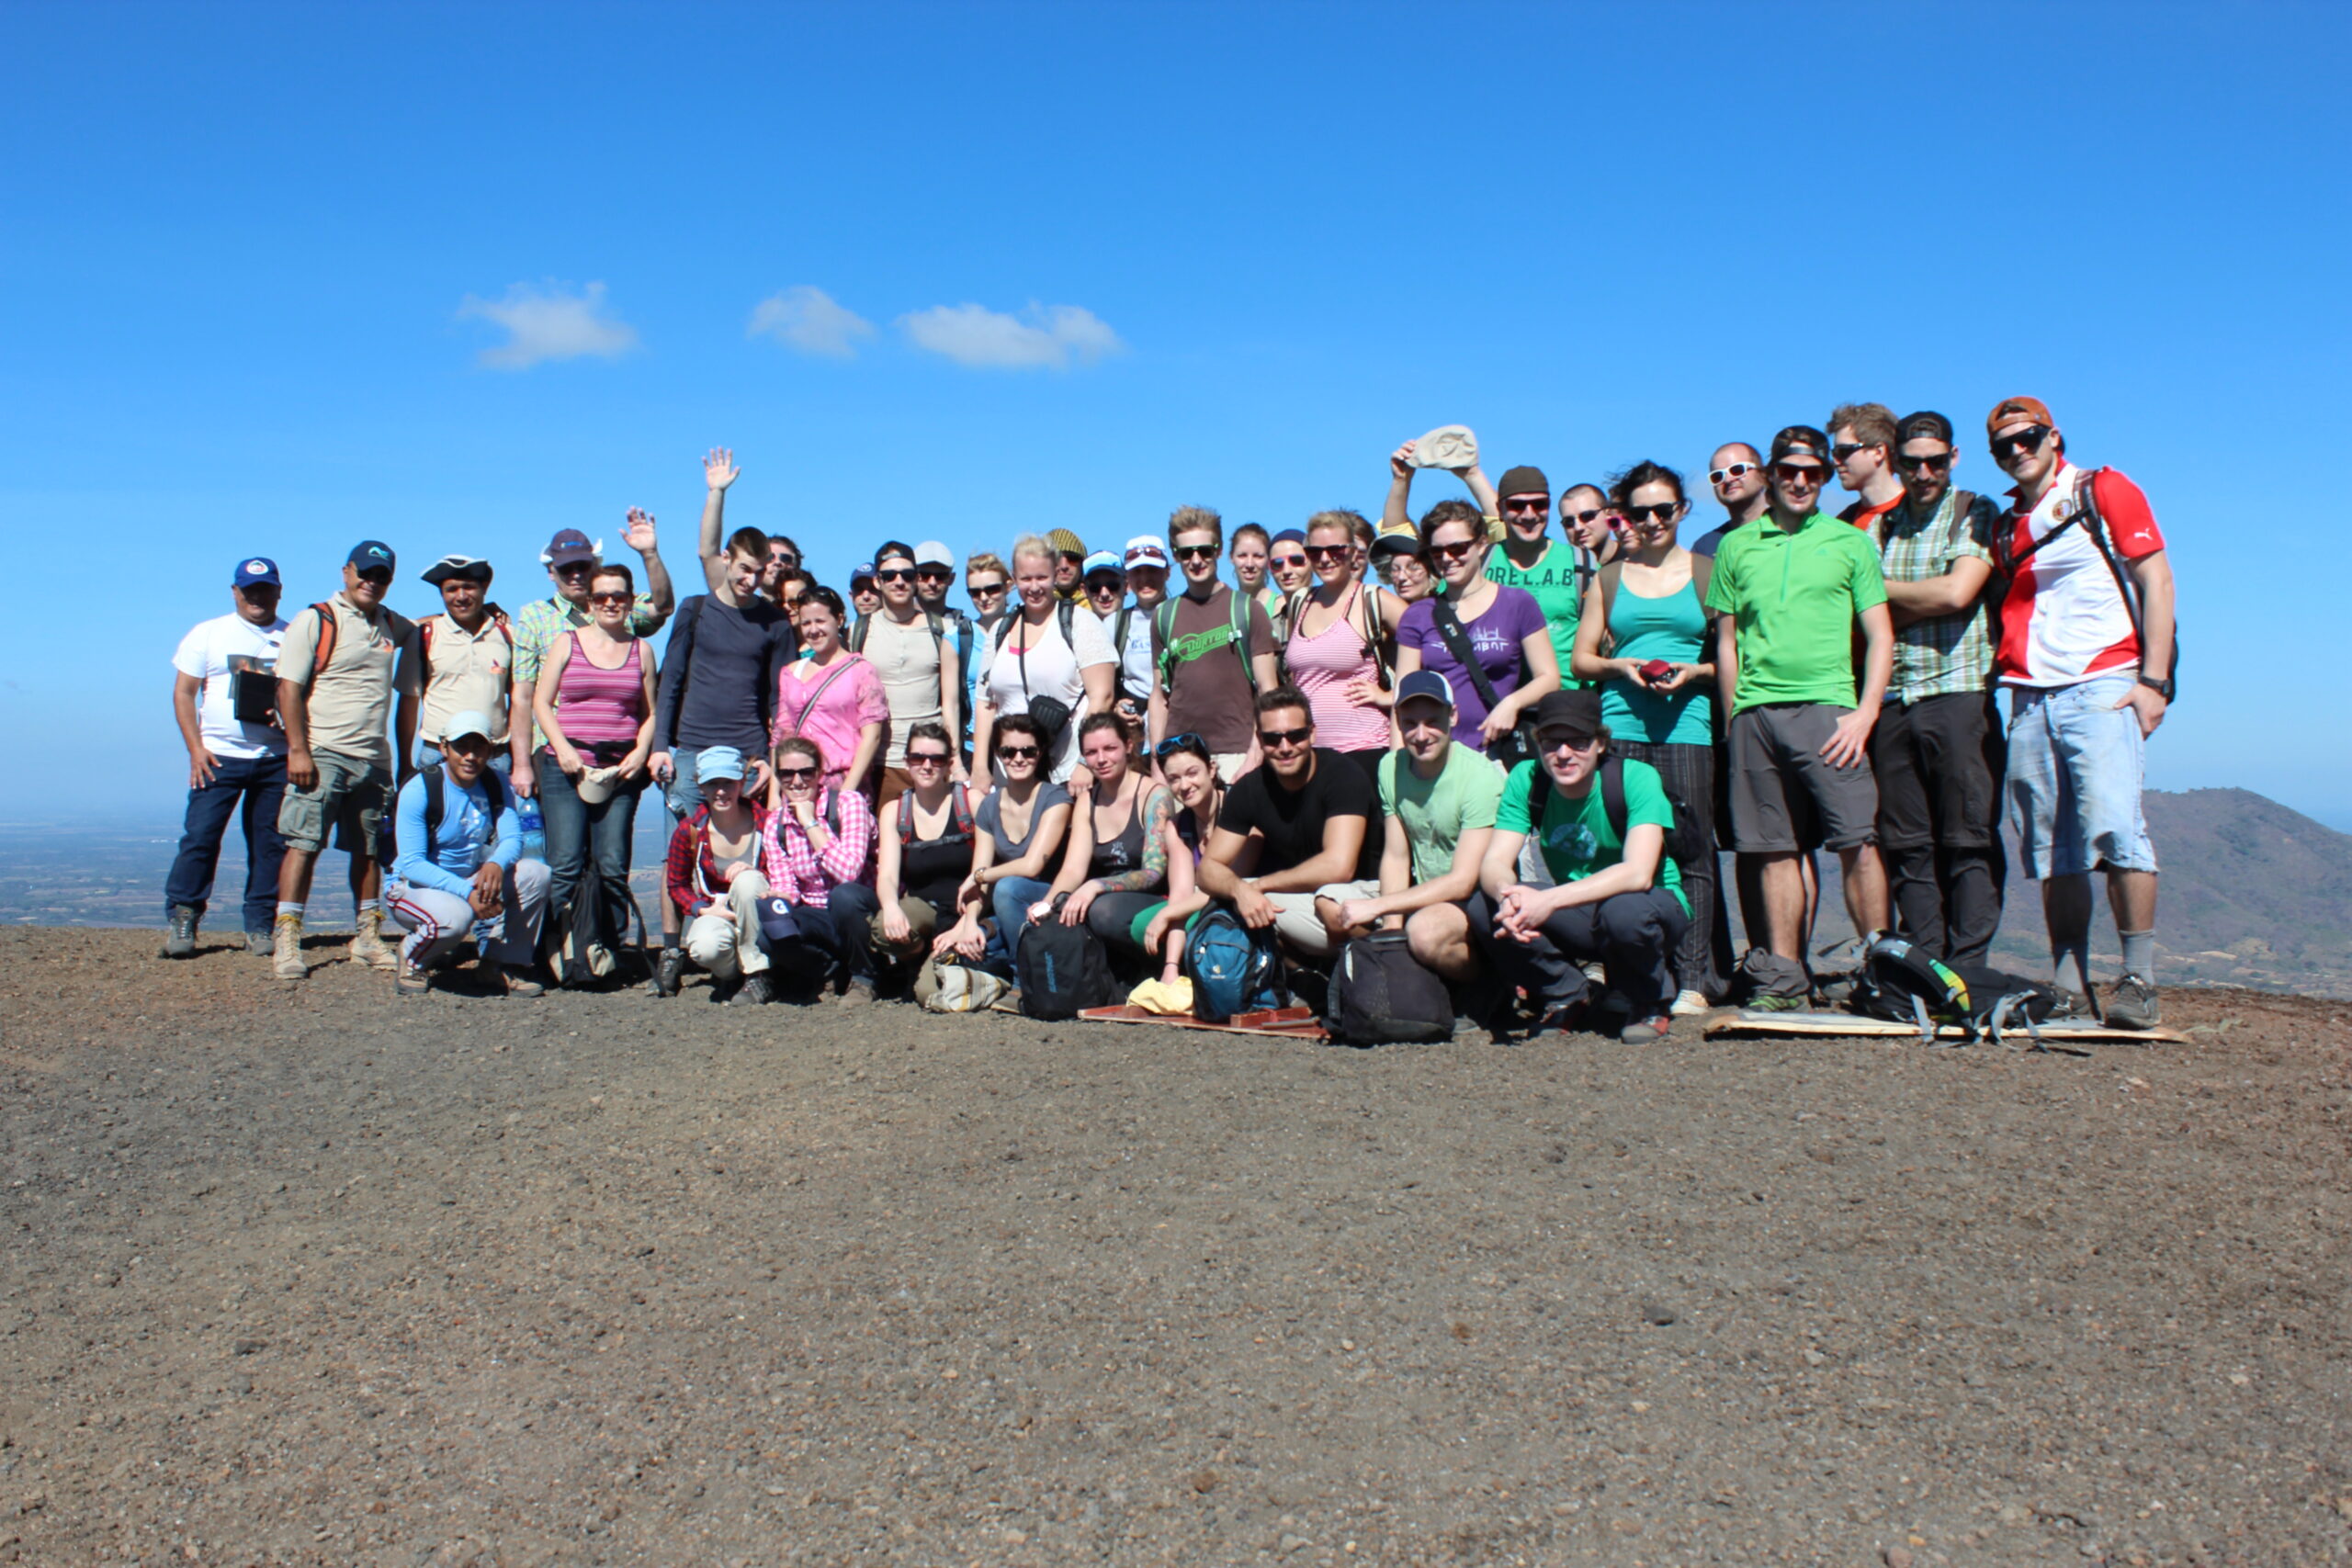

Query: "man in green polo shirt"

xmin=1705 ymin=425 xmax=1894 ymax=1002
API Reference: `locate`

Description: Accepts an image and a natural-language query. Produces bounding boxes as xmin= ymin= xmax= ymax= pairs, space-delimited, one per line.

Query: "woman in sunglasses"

xmin=1027 ymin=714 xmax=1174 ymax=958
xmin=759 ymin=733 xmax=883 ymax=1005
xmin=1391 ymin=501 xmax=1560 ymax=752
xmin=773 ymin=585 xmax=888 ymax=799
xmin=1570 ymin=460 xmax=1720 ymax=1012
xmin=857 ymin=541 xmax=964 ymax=811
xmin=935 ymin=715 xmax=1072 ymax=969
xmin=1135 ymin=732 xmax=1233 ymax=990
xmin=1284 ymin=510 xmax=1403 ymax=784
xmin=871 ymin=721 xmax=977 ymax=974
xmin=530 ymin=561 xmax=660 ymax=983
xmin=971 ymin=534 xmax=1116 ymax=787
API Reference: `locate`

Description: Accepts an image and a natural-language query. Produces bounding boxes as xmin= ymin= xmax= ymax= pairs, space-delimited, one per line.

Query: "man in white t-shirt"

xmin=164 ymin=557 xmax=291 ymax=957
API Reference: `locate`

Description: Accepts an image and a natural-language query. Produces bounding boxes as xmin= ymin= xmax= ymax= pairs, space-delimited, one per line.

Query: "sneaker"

xmin=161 ymin=905 xmax=198 ymax=959
xmin=838 ymin=978 xmax=876 ymax=1010
xmin=271 ymin=915 xmax=308 ymax=981
xmin=348 ymin=911 xmax=401 ymax=973
xmin=1736 ymin=948 xmax=1811 ymax=1010
xmin=651 ymin=946 xmax=686 ymax=998
xmin=2102 ymin=974 xmax=2162 ymax=1030
xmin=1620 ymin=1014 xmax=1672 ymax=1045
xmin=1746 ymin=991 xmax=1814 ymax=1012
xmin=502 ymin=965 xmax=546 ymax=998
xmin=245 ymin=930 xmax=274 ymax=955
xmin=393 ymin=961 xmax=431 ymax=998
xmin=1669 ymin=989 xmax=1712 ymax=1017
xmin=732 ymin=974 xmax=775 ymax=1007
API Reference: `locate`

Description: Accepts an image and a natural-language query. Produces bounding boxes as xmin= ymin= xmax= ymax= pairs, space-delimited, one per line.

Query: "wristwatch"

xmin=2138 ymin=672 xmax=2175 ymax=701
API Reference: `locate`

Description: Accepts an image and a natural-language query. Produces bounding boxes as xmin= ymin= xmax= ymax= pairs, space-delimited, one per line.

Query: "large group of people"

xmin=163 ymin=393 xmax=2177 ymax=1039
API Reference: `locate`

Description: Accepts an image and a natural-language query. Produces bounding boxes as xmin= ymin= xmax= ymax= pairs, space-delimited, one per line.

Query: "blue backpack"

xmin=1184 ymin=908 xmax=1285 ymax=1023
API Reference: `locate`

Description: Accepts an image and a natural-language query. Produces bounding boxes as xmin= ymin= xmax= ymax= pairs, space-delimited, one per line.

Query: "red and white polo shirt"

xmin=1996 ymin=460 xmax=2165 ymax=689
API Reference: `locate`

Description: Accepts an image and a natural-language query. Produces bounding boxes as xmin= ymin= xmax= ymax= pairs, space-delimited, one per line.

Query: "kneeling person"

xmin=385 ymin=711 xmax=549 ymax=997
xmin=1193 ymin=689 xmax=1383 ymax=959
xmin=664 ymin=746 xmax=781 ymax=1003
xmin=1469 ymin=691 xmax=1690 ymax=1043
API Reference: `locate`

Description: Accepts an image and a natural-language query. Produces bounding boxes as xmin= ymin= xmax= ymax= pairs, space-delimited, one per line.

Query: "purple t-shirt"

xmin=1396 ymin=586 xmax=1546 ymax=746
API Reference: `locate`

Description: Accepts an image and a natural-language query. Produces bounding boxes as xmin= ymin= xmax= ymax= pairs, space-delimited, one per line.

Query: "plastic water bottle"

xmin=517 ymin=795 xmax=548 ymax=863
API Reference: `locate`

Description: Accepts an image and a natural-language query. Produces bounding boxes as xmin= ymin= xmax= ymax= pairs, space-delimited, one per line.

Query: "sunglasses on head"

xmin=1772 ymin=462 xmax=1826 ymax=485
xmin=1991 ymin=424 xmax=2051 ymax=461
xmin=1708 ymin=462 xmax=1758 ymax=486
xmin=1831 ymin=442 xmax=1877 ymax=463
xmin=1173 ymin=544 xmax=1218 ymax=562
xmin=1896 ymin=450 xmax=1954 ymax=473
xmin=1153 ymin=732 xmax=1205 ymax=759
xmin=1257 ymin=725 xmax=1312 ymax=748
xmin=996 ymin=743 xmax=1040 ymax=761
xmin=1621 ymin=502 xmax=1680 ymax=525
xmin=589 ymin=591 xmax=632 ymax=606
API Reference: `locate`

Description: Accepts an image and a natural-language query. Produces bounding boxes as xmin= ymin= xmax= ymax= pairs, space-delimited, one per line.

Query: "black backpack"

xmin=1325 ymin=929 xmax=1452 ymax=1045
xmin=1862 ymin=936 xmax=2078 ymax=1048
xmin=1016 ymin=916 xmax=1117 ymax=1020
xmin=1527 ymin=754 xmax=1705 ymax=871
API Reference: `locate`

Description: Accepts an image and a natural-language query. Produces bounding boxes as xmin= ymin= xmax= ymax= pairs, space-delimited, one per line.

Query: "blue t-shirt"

xmin=391 ymin=771 xmax=521 ymax=896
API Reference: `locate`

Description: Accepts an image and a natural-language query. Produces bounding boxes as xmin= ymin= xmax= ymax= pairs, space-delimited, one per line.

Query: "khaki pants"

xmin=684 ymin=872 xmax=774 ymax=979
xmin=1262 ymin=879 xmax=1380 ymax=959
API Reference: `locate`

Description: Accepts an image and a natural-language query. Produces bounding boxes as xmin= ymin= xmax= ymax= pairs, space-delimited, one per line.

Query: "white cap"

xmin=913 ymin=540 xmax=956 ymax=569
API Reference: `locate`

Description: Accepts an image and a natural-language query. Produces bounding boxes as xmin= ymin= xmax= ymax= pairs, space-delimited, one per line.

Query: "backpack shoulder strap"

xmin=1599 ymin=754 xmax=1629 ymax=845
xmin=1056 ymin=599 xmax=1077 ymax=648
xmin=849 ymin=614 xmax=871 ymax=654
xmin=1524 ymin=759 xmax=1550 ymax=826
xmin=1686 ymin=548 xmax=1714 ymax=616
xmin=823 ymin=787 xmax=842 ymax=839
xmin=480 ymin=764 xmax=508 ymax=822
xmin=896 ymin=786 xmax=916 ymax=842
xmin=417 ymin=615 xmax=437 ymax=685
xmin=1598 ymin=559 xmax=1623 ymax=628
xmin=420 ymin=763 xmax=447 ymax=859
xmin=1152 ymin=598 xmax=1178 ymax=681
xmin=1114 ymin=605 xmax=1132 ymax=656
xmin=309 ymin=602 xmax=339 ymax=677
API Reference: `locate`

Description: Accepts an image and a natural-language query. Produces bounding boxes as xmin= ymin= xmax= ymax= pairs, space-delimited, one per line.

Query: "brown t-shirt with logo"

xmin=1153 ymin=584 xmax=1274 ymax=754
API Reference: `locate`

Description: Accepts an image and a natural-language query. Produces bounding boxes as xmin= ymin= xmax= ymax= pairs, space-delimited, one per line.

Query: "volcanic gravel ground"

xmin=0 ymin=928 xmax=2346 ymax=1566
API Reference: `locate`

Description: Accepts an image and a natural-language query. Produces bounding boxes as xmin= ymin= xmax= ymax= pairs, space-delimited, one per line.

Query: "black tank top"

xmin=1086 ymin=784 xmax=1149 ymax=880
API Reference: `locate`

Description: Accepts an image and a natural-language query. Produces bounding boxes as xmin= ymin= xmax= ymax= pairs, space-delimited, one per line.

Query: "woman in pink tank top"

xmin=529 ymin=562 xmax=659 ymax=983
xmin=1284 ymin=510 xmax=1403 ymax=783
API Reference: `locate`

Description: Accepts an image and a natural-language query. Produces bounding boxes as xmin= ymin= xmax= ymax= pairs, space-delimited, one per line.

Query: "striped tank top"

xmin=1284 ymin=583 xmax=1390 ymax=753
xmin=553 ymin=630 xmax=645 ymax=745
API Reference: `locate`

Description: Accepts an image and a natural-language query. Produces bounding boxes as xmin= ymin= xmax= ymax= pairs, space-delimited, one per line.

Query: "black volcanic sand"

xmin=1 ymin=928 xmax=2346 ymax=1566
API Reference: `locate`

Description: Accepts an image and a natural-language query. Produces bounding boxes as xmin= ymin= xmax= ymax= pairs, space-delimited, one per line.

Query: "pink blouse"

xmin=1284 ymin=584 xmax=1391 ymax=753
xmin=773 ymin=653 xmax=889 ymax=789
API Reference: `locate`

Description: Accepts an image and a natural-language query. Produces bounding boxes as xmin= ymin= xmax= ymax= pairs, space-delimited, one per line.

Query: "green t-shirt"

xmin=1378 ymin=743 xmax=1504 ymax=885
xmin=1702 ymin=512 xmax=1888 ymax=714
xmin=1485 ymin=539 xmax=1587 ymax=690
xmin=1494 ymin=757 xmax=1688 ymax=916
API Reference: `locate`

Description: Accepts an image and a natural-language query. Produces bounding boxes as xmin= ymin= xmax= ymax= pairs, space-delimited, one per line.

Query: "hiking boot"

xmin=731 ymin=973 xmax=775 ymax=1007
xmin=245 ymin=929 xmax=274 ymax=955
xmin=1620 ymin=1014 xmax=1672 ymax=1045
xmin=1670 ymin=988 xmax=1712 ymax=1017
xmin=161 ymin=905 xmax=199 ymax=958
xmin=1737 ymin=947 xmax=1811 ymax=1011
xmin=271 ymin=914 xmax=308 ymax=981
xmin=349 ymin=910 xmax=400 ymax=972
xmin=502 ymin=965 xmax=546 ymax=998
xmin=2102 ymin=974 xmax=2162 ymax=1030
xmin=393 ymin=961 xmax=431 ymax=998
xmin=838 ymin=978 xmax=876 ymax=1010
xmin=650 ymin=946 xmax=686 ymax=998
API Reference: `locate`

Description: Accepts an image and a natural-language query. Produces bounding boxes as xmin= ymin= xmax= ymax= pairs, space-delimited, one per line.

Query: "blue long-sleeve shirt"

xmin=391 ymin=771 xmax=520 ymax=895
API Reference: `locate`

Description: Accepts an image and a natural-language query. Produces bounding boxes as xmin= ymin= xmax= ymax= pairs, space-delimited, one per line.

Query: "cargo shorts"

xmin=277 ymin=750 xmax=392 ymax=859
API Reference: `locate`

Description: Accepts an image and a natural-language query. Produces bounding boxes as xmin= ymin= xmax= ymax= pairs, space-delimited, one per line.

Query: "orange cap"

xmin=1986 ymin=396 xmax=2055 ymax=438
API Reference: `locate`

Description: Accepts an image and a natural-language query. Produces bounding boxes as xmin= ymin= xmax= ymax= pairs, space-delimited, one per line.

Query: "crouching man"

xmin=1467 ymin=690 xmax=1690 ymax=1043
xmin=384 ymin=711 xmax=549 ymax=998
xmin=663 ymin=746 xmax=781 ymax=1004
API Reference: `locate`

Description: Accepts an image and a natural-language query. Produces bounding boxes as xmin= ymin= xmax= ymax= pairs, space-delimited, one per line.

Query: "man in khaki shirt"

xmin=411 ymin=555 xmax=514 ymax=775
xmin=269 ymin=540 xmax=420 ymax=980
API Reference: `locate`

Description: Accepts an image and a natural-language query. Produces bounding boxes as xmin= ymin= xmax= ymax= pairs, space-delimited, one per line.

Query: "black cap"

xmin=346 ymin=540 xmax=396 ymax=575
xmin=1529 ymin=688 xmax=1603 ymax=738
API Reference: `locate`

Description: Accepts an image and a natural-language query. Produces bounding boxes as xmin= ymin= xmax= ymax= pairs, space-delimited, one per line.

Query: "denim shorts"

xmin=2006 ymin=673 xmax=2157 ymax=878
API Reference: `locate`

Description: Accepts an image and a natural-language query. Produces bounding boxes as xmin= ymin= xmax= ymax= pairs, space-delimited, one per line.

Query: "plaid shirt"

xmin=665 ymin=803 xmax=775 ymax=916
xmin=1879 ymin=489 xmax=1999 ymax=701
xmin=761 ymin=787 xmax=875 ymax=909
xmin=512 ymin=591 xmax=663 ymax=748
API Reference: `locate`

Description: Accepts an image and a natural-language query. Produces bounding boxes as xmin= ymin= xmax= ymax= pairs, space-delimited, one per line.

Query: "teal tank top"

xmin=1600 ymin=577 xmax=1713 ymax=746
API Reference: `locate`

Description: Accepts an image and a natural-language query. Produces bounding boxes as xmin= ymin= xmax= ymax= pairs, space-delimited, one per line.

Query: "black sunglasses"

xmin=996 ymin=743 xmax=1040 ymax=760
xmin=1257 ymin=726 xmax=1312 ymax=748
xmin=775 ymin=764 xmax=819 ymax=780
xmin=915 ymin=566 xmax=952 ymax=580
xmin=1896 ymin=450 xmax=1954 ymax=473
xmin=1565 ymin=507 xmax=1604 ymax=525
xmin=876 ymin=568 xmax=915 ymax=583
xmin=1502 ymin=497 xmax=1549 ymax=513
xmin=1708 ymin=462 xmax=1758 ymax=485
xmin=1991 ymin=424 xmax=2051 ymax=462
xmin=1773 ymin=462 xmax=1826 ymax=484
xmin=907 ymin=750 xmax=952 ymax=765
xmin=1428 ymin=538 xmax=1478 ymax=561
xmin=1172 ymin=544 xmax=1219 ymax=562
xmin=1304 ymin=542 xmax=1351 ymax=561
xmin=1830 ymin=442 xmax=1877 ymax=463
xmin=1620 ymin=502 xmax=1680 ymax=525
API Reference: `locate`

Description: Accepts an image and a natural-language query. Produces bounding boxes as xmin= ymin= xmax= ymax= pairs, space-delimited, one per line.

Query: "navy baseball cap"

xmin=1396 ymin=670 xmax=1455 ymax=710
xmin=347 ymin=540 xmax=396 ymax=575
xmin=232 ymin=557 xmax=281 ymax=588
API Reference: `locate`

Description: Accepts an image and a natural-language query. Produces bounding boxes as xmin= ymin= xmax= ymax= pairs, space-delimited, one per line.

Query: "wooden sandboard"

xmin=1702 ymin=1008 xmax=2184 ymax=1044
xmin=1080 ymin=1004 xmax=1329 ymax=1040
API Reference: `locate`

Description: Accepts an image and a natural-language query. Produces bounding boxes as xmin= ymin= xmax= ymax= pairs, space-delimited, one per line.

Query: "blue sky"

xmin=3 ymin=0 xmax=2346 ymax=826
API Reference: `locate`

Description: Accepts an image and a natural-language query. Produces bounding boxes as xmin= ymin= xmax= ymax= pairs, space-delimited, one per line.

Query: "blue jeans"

xmin=164 ymin=752 xmax=288 ymax=932
xmin=990 ymin=874 xmax=1052 ymax=968
xmin=535 ymin=751 xmax=645 ymax=953
xmin=2006 ymin=673 xmax=2156 ymax=879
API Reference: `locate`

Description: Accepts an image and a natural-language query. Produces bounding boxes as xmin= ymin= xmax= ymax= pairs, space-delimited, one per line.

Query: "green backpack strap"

xmin=1232 ymin=588 xmax=1260 ymax=694
xmin=1152 ymin=598 xmax=1179 ymax=688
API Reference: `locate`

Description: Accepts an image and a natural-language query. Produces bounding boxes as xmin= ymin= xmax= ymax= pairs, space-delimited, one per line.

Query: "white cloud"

xmin=457 ymin=280 xmax=639 ymax=370
xmin=747 ymin=286 xmax=876 ymax=358
xmin=897 ymin=301 xmax=1123 ymax=370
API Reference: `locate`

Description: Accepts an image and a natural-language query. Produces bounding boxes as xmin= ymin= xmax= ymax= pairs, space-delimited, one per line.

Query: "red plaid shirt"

xmin=761 ymin=787 xmax=875 ymax=908
xmin=664 ymin=803 xmax=776 ymax=917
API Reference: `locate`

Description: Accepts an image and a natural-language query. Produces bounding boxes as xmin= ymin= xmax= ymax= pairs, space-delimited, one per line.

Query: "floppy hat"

xmin=1410 ymin=424 xmax=1478 ymax=470
xmin=422 ymin=554 xmax=493 ymax=586
xmin=440 ymin=710 xmax=497 ymax=745
xmin=575 ymin=764 xmax=624 ymax=806
xmin=696 ymin=746 xmax=746 ymax=784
